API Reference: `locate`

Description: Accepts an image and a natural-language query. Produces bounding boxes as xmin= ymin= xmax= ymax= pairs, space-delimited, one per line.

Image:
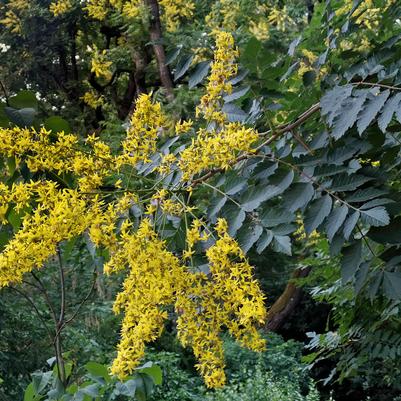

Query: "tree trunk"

xmin=144 ymin=0 xmax=174 ymax=100
xmin=265 ymin=266 xmax=312 ymax=332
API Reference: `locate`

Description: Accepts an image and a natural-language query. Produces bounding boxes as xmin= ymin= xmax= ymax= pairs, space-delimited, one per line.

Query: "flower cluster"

xmin=178 ymin=123 xmax=259 ymax=181
xmin=81 ymin=91 xmax=105 ymax=109
xmin=0 ymin=187 xmax=89 ymax=287
xmin=0 ymin=0 xmax=29 ymax=34
xmin=176 ymin=218 xmax=266 ymax=387
xmin=104 ymin=219 xmax=187 ymax=376
xmin=0 ymin=127 xmax=113 ymax=192
xmin=50 ymin=0 xmax=73 ymax=16
xmin=118 ymin=94 xmax=167 ymax=167
xmin=105 ymin=218 xmax=266 ymax=388
xmin=197 ymin=31 xmax=238 ymax=124
xmin=159 ymin=0 xmax=195 ymax=31
xmin=90 ymin=47 xmax=113 ymax=80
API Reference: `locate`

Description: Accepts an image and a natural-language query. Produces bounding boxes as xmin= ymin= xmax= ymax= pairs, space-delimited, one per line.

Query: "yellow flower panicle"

xmin=197 ymin=31 xmax=238 ymax=124
xmin=0 ymin=10 xmax=22 ymax=34
xmin=84 ymin=0 xmax=108 ymax=20
xmin=105 ymin=219 xmax=187 ymax=377
xmin=0 ymin=127 xmax=113 ymax=192
xmin=159 ymin=0 xmax=195 ymax=32
xmin=176 ymin=218 xmax=266 ymax=387
xmin=118 ymin=94 xmax=167 ymax=167
xmin=105 ymin=218 xmax=266 ymax=387
xmin=81 ymin=91 xmax=105 ymax=109
xmin=0 ymin=188 xmax=89 ymax=287
xmin=178 ymin=123 xmax=258 ymax=181
xmin=91 ymin=48 xmax=113 ymax=80
xmin=50 ymin=0 xmax=73 ymax=16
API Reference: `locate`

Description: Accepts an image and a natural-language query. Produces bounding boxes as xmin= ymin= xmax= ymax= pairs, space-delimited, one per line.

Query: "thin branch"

xmin=31 ymin=272 xmax=58 ymax=325
xmin=8 ymin=286 xmax=53 ymax=341
xmin=190 ymin=103 xmax=321 ymax=188
xmin=351 ymin=81 xmax=401 ymax=92
xmin=57 ymin=267 xmax=97 ymax=334
xmin=57 ymin=247 xmax=66 ymax=326
xmin=0 ymin=80 xmax=9 ymax=105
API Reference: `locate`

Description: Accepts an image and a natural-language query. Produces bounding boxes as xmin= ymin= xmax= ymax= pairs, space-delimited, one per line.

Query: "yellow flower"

xmin=118 ymin=94 xmax=167 ymax=167
xmin=50 ymin=0 xmax=73 ymax=16
xmin=90 ymin=48 xmax=113 ymax=80
xmin=196 ymin=31 xmax=238 ymax=123
xmin=81 ymin=91 xmax=105 ymax=109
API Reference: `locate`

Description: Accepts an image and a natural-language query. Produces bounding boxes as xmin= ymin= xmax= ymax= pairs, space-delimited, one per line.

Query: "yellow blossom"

xmin=90 ymin=48 xmax=113 ymax=80
xmin=50 ymin=0 xmax=73 ymax=16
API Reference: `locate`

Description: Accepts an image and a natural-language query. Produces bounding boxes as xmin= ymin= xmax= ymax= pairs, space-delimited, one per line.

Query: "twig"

xmin=190 ymin=103 xmax=321 ymax=188
xmin=351 ymin=82 xmax=401 ymax=92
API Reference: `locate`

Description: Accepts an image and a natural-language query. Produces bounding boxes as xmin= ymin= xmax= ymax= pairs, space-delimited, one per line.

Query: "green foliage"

xmin=23 ymin=359 xmax=162 ymax=401
xmin=146 ymin=333 xmax=317 ymax=401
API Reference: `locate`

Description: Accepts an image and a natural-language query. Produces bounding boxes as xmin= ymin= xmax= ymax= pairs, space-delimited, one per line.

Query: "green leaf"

xmin=321 ymin=85 xmax=353 ymax=125
xmin=272 ymin=235 xmax=292 ymax=255
xmin=188 ymin=61 xmax=210 ymax=89
xmin=236 ymin=223 xmax=263 ymax=253
xmin=343 ymin=211 xmax=360 ymax=240
xmin=347 ymin=188 xmax=388 ymax=202
xmin=383 ymin=272 xmax=401 ymax=300
xmin=80 ymin=383 xmax=99 ymax=397
xmin=302 ymin=70 xmax=316 ymax=86
xmin=222 ymin=103 xmax=247 ymax=122
xmin=283 ymin=183 xmax=314 ymax=212
xmin=360 ymin=207 xmax=390 ymax=227
xmin=378 ymin=92 xmax=401 ymax=132
xmin=139 ymin=365 xmax=163 ymax=385
xmin=368 ymin=216 xmax=401 ymax=244
xmin=240 ymin=186 xmax=273 ymax=212
xmin=357 ymin=89 xmax=390 ymax=134
xmin=221 ymin=204 xmax=246 ymax=236
xmin=208 ymin=195 xmax=227 ymax=218
xmin=222 ymin=173 xmax=247 ymax=195
xmin=32 ymin=371 xmax=52 ymax=394
xmin=24 ymin=383 xmax=36 ymax=401
xmin=314 ymin=165 xmax=349 ymax=177
xmin=134 ymin=373 xmax=155 ymax=401
xmin=85 ymin=362 xmax=110 ymax=382
xmin=354 ymin=262 xmax=369 ymax=295
xmin=44 ymin=116 xmax=71 ymax=133
xmin=256 ymin=230 xmax=273 ymax=254
xmin=341 ymin=241 xmax=362 ymax=283
xmin=223 ymin=86 xmax=250 ymax=103
xmin=330 ymin=173 xmax=373 ymax=192
xmin=4 ymin=107 xmax=36 ymax=127
xmin=331 ymin=90 xmax=369 ymax=139
xmin=9 ymin=90 xmax=38 ymax=110
xmin=242 ymin=37 xmax=262 ymax=61
xmin=304 ymin=195 xmax=332 ymax=235
xmin=174 ymin=55 xmax=194 ymax=81
xmin=326 ymin=205 xmax=348 ymax=242
xmin=260 ymin=208 xmax=295 ymax=227
xmin=0 ymin=103 xmax=10 ymax=127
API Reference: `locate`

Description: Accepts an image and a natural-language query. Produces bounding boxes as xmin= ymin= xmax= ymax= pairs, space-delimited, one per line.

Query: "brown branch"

xmin=54 ymin=267 xmax=97 ymax=339
xmin=30 ymin=272 xmax=58 ymax=325
xmin=351 ymin=81 xmax=401 ymax=92
xmin=190 ymin=102 xmax=321 ymax=188
xmin=8 ymin=286 xmax=54 ymax=341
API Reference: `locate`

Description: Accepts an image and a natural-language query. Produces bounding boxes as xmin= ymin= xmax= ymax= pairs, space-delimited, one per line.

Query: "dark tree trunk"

xmin=265 ymin=266 xmax=312 ymax=332
xmin=144 ymin=0 xmax=174 ymax=100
